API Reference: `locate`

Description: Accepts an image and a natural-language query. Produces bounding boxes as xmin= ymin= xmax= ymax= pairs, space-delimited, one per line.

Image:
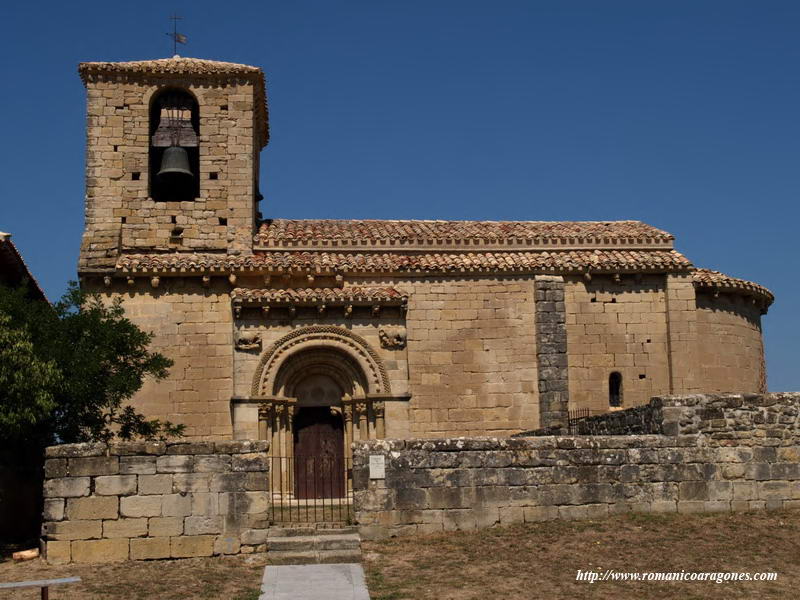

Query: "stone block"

xmin=677 ymin=501 xmax=707 ymax=514
xmin=170 ymin=535 xmax=215 ymax=558
xmin=210 ymin=472 xmax=247 ymax=492
xmin=157 ymin=455 xmax=195 ymax=473
xmin=72 ymin=538 xmax=129 ymax=563
xmin=166 ymin=441 xmax=215 ymax=455
xmin=130 ymin=537 xmax=171 ymax=560
xmin=120 ymin=456 xmax=157 ymax=475
xmin=192 ymin=492 xmax=220 ymax=516
xmin=44 ymin=519 xmax=102 ymax=541
xmin=162 ymin=493 xmax=193 ymax=517
xmin=649 ymin=500 xmax=678 ymax=513
xmin=139 ymin=474 xmax=173 ymax=495
xmin=45 ymin=459 xmax=68 ymax=478
xmin=43 ymin=498 xmax=65 ymax=521
xmin=103 ymin=518 xmax=148 ymax=538
xmin=149 ymin=516 xmax=184 ymax=537
xmin=45 ymin=443 xmax=106 ymax=458
xmin=173 ymin=473 xmax=211 ymax=493
xmin=558 ymin=504 xmax=609 ymax=520
xmin=214 ymin=534 xmax=241 ymax=555
xmin=195 ymin=454 xmax=232 ymax=472
xmin=243 ymin=472 xmax=268 ymax=491
xmin=95 ymin=474 xmax=138 ymax=496
xmin=45 ymin=540 xmax=71 ymax=565
xmin=44 ymin=477 xmax=90 ymax=498
xmin=120 ymin=495 xmax=162 ymax=518
xmin=69 ymin=456 xmax=119 ymax=476
xmin=110 ymin=441 xmax=165 ymax=456
xmin=240 ymin=528 xmax=268 ymax=545
xmin=231 ymin=453 xmax=269 ymax=472
xmin=678 ymin=481 xmax=709 ymax=501
xmin=66 ymin=496 xmax=119 ymax=520
xmin=184 ymin=516 xmax=223 ymax=535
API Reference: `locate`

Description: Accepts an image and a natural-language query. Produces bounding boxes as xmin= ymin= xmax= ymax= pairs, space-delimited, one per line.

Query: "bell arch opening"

xmin=149 ymin=87 xmax=200 ymax=202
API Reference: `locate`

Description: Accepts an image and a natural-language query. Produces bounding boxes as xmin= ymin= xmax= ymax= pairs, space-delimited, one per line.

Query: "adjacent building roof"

xmin=78 ymin=56 xmax=269 ymax=146
xmin=0 ymin=232 xmax=47 ymax=301
xmin=256 ymin=219 xmax=674 ymax=249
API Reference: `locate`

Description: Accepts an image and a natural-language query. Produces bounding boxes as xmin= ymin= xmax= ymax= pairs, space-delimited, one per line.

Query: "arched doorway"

xmin=293 ymin=374 xmax=345 ymax=499
xmin=253 ymin=334 xmax=391 ymax=520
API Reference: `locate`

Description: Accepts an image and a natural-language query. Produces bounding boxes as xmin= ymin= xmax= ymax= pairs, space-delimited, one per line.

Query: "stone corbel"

xmin=379 ymin=326 xmax=407 ymax=349
xmin=235 ymin=331 xmax=261 ymax=351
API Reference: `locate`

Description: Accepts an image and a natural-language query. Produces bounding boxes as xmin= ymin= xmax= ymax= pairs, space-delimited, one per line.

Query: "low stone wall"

xmin=353 ymin=394 xmax=800 ymax=539
xmin=41 ymin=439 xmax=269 ymax=564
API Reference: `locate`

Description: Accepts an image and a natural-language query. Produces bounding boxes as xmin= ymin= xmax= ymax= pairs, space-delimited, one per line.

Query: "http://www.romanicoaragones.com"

xmin=576 ymin=569 xmax=777 ymax=584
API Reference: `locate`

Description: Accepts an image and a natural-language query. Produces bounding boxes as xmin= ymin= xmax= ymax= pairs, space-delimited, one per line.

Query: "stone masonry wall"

xmin=353 ymin=393 xmax=800 ymax=539
xmin=696 ymin=293 xmax=766 ymax=393
xmin=564 ymin=274 xmax=671 ymax=413
xmin=41 ymin=439 xmax=269 ymax=565
xmin=535 ymin=276 xmax=569 ymax=429
xmin=80 ymin=76 xmax=259 ymax=271
xmin=389 ymin=276 xmax=539 ymax=437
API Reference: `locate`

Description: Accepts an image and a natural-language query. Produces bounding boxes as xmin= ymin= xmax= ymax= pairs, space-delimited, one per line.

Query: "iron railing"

xmin=268 ymin=456 xmax=354 ymax=524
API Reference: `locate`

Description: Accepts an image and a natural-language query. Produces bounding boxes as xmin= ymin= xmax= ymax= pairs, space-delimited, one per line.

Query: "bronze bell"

xmin=157 ymin=146 xmax=193 ymax=179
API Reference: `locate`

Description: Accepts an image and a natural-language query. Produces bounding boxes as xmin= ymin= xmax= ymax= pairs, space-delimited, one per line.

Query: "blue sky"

xmin=0 ymin=1 xmax=797 ymax=390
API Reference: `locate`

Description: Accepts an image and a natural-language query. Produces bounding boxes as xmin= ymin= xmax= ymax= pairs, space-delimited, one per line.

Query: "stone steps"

xmin=267 ymin=526 xmax=362 ymax=565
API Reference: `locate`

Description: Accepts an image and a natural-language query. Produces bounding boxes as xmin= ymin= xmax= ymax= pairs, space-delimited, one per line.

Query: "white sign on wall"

xmin=369 ymin=454 xmax=386 ymax=479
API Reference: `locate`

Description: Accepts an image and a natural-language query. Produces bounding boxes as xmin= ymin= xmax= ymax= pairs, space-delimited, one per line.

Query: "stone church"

xmin=77 ymin=56 xmax=773 ymax=467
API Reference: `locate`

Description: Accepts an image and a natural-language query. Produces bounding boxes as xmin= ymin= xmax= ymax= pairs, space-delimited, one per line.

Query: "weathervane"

xmin=166 ymin=14 xmax=187 ymax=56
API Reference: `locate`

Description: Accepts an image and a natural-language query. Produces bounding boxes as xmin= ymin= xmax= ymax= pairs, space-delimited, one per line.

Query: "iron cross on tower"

xmin=166 ymin=14 xmax=188 ymax=56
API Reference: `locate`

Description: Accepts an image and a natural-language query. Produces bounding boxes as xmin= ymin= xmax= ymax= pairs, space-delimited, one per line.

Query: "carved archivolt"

xmin=250 ymin=326 xmax=391 ymax=397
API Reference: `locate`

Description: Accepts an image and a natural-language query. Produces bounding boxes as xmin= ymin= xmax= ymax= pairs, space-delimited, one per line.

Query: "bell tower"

xmin=77 ymin=56 xmax=269 ymax=272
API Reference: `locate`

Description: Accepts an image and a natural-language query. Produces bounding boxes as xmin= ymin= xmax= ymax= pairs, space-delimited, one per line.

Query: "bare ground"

xmin=362 ymin=510 xmax=800 ymax=600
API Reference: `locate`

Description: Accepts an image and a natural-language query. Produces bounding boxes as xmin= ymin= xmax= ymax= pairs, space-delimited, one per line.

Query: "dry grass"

xmin=363 ymin=510 xmax=800 ymax=600
xmin=0 ymin=553 xmax=265 ymax=599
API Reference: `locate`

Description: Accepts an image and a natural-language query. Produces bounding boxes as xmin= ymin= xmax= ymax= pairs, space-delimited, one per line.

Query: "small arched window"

xmin=149 ymin=88 xmax=199 ymax=202
xmin=609 ymin=372 xmax=622 ymax=408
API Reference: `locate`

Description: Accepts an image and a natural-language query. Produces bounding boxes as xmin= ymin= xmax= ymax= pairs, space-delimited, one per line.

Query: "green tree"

xmin=0 ymin=282 xmax=183 ymax=443
xmin=0 ymin=312 xmax=60 ymax=437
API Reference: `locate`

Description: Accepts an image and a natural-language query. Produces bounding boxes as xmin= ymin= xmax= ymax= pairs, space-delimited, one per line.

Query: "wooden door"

xmin=293 ymin=407 xmax=345 ymax=499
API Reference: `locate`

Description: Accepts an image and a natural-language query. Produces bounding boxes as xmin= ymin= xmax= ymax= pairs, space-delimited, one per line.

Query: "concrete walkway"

xmin=260 ymin=563 xmax=370 ymax=600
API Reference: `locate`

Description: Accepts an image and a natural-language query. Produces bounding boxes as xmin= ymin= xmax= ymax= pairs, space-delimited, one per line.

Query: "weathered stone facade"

xmin=41 ymin=439 xmax=269 ymax=564
xmin=353 ymin=393 xmax=800 ymax=539
xmin=75 ymin=55 xmax=774 ymax=453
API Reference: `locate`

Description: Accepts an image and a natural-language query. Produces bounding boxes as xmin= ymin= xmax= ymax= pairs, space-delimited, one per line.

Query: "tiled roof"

xmin=231 ymin=286 xmax=408 ymax=305
xmin=693 ymin=269 xmax=774 ymax=307
xmin=116 ymin=248 xmax=691 ymax=275
xmin=78 ymin=56 xmax=269 ymax=146
xmin=78 ymin=56 xmax=263 ymax=80
xmin=255 ymin=219 xmax=674 ymax=249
